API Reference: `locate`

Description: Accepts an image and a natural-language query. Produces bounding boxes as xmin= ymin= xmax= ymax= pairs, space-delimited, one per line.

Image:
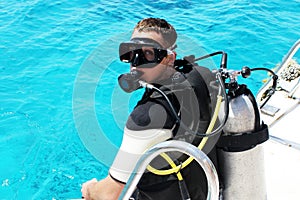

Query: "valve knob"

xmin=241 ymin=66 xmax=251 ymax=78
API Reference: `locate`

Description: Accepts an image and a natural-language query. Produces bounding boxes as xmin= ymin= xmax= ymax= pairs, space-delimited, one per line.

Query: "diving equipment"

xmin=217 ymin=67 xmax=269 ymax=200
xmin=118 ymin=50 xmax=271 ymax=199
xmin=119 ymin=38 xmax=170 ymax=68
xmin=118 ymin=70 xmax=143 ymax=93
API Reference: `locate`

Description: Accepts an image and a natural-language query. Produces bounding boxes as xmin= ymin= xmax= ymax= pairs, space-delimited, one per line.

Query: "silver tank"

xmin=218 ymin=94 xmax=267 ymax=200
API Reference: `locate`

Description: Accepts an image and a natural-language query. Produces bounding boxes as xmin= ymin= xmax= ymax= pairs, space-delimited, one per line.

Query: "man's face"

xmin=129 ymin=30 xmax=174 ymax=83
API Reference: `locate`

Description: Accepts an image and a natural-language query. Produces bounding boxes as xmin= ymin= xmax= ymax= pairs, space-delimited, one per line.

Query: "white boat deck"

xmin=264 ymin=140 xmax=300 ymax=200
xmin=262 ymin=74 xmax=300 ymax=200
xmin=258 ymin=39 xmax=300 ymax=200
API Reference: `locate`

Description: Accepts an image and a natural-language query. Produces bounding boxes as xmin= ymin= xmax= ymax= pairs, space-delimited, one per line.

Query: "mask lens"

xmin=120 ymin=51 xmax=132 ymax=63
xmin=119 ymin=43 xmax=137 ymax=63
xmin=119 ymin=39 xmax=168 ymax=68
xmin=142 ymin=47 xmax=155 ymax=62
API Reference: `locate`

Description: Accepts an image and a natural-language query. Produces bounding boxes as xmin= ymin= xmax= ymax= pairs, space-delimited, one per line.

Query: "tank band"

xmin=217 ymin=123 xmax=269 ymax=152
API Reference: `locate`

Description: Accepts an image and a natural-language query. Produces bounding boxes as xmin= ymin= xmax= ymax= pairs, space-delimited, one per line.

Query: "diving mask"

xmin=119 ymin=38 xmax=170 ymax=68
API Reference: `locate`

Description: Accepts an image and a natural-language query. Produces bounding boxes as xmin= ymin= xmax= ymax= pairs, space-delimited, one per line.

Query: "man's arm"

xmin=82 ymin=102 xmax=174 ymax=199
xmin=81 ymin=176 xmax=125 ymax=200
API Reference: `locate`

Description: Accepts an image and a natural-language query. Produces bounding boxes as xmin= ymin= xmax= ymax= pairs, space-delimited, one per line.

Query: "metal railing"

xmin=119 ymin=140 xmax=219 ymax=200
xmin=279 ymin=39 xmax=300 ymax=70
xmin=282 ymin=39 xmax=300 ymax=98
xmin=257 ymin=39 xmax=300 ymax=97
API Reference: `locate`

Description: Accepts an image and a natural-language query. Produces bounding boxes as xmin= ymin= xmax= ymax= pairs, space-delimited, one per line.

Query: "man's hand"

xmin=81 ymin=178 xmax=98 ymax=199
xmin=81 ymin=176 xmax=125 ymax=200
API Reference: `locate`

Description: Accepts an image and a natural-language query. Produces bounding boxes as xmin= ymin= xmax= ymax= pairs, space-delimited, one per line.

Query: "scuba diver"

xmin=81 ymin=17 xmax=220 ymax=200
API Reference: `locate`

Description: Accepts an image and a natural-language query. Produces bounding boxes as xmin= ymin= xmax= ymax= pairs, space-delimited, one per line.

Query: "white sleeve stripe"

xmin=109 ymin=128 xmax=173 ymax=183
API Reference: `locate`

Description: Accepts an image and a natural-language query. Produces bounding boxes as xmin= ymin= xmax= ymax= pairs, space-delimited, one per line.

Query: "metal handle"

xmin=119 ymin=140 xmax=219 ymax=200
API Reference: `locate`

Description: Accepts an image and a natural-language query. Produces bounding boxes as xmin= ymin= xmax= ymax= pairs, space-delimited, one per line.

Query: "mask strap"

xmin=168 ymin=43 xmax=177 ymax=51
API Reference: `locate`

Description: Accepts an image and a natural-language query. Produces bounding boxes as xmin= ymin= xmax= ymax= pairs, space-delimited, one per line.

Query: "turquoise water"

xmin=0 ymin=0 xmax=299 ymax=199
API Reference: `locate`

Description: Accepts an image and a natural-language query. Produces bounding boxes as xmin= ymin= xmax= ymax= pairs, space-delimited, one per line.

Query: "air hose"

xmin=146 ymin=93 xmax=223 ymax=177
xmin=143 ymin=72 xmax=227 ymax=178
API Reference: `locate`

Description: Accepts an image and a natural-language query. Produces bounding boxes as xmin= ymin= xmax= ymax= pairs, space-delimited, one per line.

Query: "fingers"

xmin=81 ymin=178 xmax=98 ymax=199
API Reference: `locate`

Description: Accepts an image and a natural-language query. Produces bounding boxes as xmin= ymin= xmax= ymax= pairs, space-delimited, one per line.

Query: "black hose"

xmin=150 ymin=72 xmax=228 ymax=138
xmin=251 ymin=67 xmax=278 ymax=109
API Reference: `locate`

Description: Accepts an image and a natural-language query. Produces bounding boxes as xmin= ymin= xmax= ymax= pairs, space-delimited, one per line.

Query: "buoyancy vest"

xmin=130 ymin=65 xmax=219 ymax=200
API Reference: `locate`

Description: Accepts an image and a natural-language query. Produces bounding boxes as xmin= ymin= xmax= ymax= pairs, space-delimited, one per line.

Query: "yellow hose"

xmin=146 ymin=94 xmax=223 ymax=176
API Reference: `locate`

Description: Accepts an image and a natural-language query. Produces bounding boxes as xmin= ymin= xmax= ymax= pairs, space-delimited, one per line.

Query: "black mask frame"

xmin=119 ymin=38 xmax=168 ymax=68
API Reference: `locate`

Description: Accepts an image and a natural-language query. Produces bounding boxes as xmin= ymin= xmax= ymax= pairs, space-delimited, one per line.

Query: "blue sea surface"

xmin=0 ymin=0 xmax=299 ymax=199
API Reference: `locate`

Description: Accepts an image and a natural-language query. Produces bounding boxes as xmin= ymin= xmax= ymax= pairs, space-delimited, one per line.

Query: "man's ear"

xmin=166 ymin=52 xmax=176 ymax=66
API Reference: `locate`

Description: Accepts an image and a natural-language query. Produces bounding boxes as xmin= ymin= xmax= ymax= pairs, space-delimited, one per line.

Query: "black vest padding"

xmin=129 ymin=66 xmax=220 ymax=200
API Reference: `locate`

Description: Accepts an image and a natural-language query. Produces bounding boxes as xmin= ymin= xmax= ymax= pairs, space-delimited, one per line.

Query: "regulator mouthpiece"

xmin=118 ymin=70 xmax=143 ymax=93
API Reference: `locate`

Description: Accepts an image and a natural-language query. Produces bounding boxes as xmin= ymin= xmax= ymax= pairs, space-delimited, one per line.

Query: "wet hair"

xmin=133 ymin=18 xmax=177 ymax=49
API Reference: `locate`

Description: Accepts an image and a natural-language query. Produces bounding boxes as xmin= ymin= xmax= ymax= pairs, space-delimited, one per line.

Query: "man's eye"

xmin=144 ymin=49 xmax=155 ymax=61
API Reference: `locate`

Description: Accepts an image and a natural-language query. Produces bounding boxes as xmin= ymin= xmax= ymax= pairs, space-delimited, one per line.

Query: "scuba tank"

xmin=217 ymin=66 xmax=269 ymax=200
